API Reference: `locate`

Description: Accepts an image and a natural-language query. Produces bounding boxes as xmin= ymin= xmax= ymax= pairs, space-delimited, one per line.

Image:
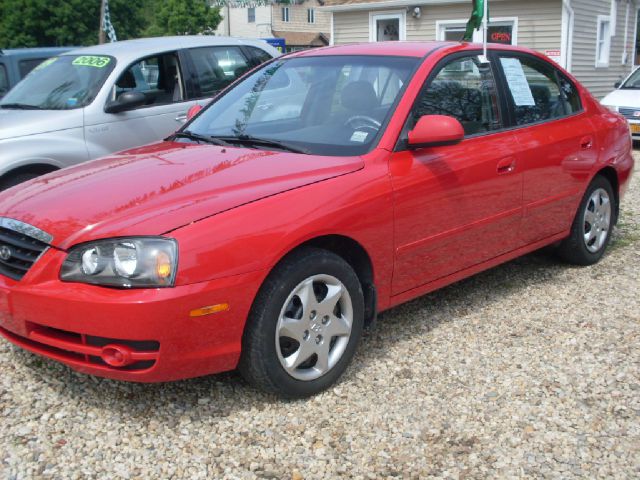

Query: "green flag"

xmin=463 ymin=0 xmax=485 ymax=41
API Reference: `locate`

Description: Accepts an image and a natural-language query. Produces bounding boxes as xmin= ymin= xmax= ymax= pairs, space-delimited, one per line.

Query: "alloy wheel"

xmin=275 ymin=274 xmax=353 ymax=381
xmin=583 ymin=187 xmax=612 ymax=253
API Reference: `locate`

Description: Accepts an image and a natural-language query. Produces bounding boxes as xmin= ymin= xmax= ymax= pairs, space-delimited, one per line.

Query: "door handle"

xmin=497 ymin=158 xmax=516 ymax=174
xmin=580 ymin=136 xmax=593 ymax=149
xmin=175 ymin=113 xmax=188 ymax=123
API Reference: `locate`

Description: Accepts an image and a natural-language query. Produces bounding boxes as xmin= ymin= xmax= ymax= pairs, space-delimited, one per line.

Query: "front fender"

xmin=0 ymin=129 xmax=88 ymax=177
xmin=169 ymin=152 xmax=395 ymax=308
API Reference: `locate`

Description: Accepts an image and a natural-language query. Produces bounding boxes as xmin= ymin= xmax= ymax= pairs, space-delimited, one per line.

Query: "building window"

xmin=282 ymin=7 xmax=290 ymax=22
xmin=247 ymin=7 xmax=255 ymax=23
xmin=308 ymin=8 xmax=315 ymax=24
xmin=436 ymin=18 xmax=518 ymax=45
xmin=369 ymin=11 xmax=406 ymax=42
xmin=596 ymin=15 xmax=611 ymax=67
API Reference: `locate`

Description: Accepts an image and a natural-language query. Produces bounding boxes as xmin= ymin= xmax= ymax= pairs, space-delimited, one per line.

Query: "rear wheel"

xmin=239 ymin=248 xmax=364 ymax=398
xmin=558 ymin=175 xmax=615 ymax=265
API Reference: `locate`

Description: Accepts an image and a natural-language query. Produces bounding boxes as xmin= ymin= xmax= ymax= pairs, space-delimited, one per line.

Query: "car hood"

xmin=0 ymin=108 xmax=83 ymax=140
xmin=0 ymin=142 xmax=364 ymax=250
xmin=601 ymin=89 xmax=640 ymax=109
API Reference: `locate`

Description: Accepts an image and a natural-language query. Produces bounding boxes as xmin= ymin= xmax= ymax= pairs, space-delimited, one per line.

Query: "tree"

xmin=145 ymin=0 xmax=222 ymax=37
xmin=0 ymin=0 xmax=149 ymax=48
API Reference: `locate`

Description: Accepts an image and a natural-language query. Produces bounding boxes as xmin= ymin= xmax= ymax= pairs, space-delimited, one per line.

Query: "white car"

xmin=601 ymin=66 xmax=640 ymax=139
xmin=0 ymin=36 xmax=279 ymax=189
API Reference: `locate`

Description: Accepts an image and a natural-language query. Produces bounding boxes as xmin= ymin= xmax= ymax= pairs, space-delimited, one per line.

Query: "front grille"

xmin=0 ymin=226 xmax=49 ymax=281
xmin=618 ymin=107 xmax=640 ymax=120
xmin=0 ymin=218 xmax=52 ymax=281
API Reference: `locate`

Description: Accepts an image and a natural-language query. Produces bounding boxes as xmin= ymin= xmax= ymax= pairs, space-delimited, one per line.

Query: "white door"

xmin=370 ymin=12 xmax=406 ymax=42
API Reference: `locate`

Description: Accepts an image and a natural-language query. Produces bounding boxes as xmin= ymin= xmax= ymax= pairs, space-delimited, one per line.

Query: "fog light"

xmin=101 ymin=344 xmax=134 ymax=367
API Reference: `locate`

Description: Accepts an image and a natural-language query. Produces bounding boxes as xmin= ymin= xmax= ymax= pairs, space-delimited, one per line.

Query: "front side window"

xmin=187 ymin=55 xmax=418 ymax=156
xmin=500 ymin=56 xmax=569 ymax=126
xmin=187 ymin=46 xmax=251 ymax=98
xmin=248 ymin=7 xmax=255 ymax=23
xmin=412 ymin=55 xmax=502 ymax=136
xmin=114 ymin=53 xmax=183 ymax=107
xmin=621 ymin=67 xmax=640 ymax=89
xmin=0 ymin=64 xmax=8 ymax=98
xmin=0 ymin=55 xmax=115 ymax=110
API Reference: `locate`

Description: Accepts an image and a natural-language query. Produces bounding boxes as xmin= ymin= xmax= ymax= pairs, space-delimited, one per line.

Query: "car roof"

xmin=0 ymin=47 xmax=73 ymax=57
xmin=62 ymin=36 xmax=276 ymax=62
xmin=286 ymin=41 xmax=540 ymax=58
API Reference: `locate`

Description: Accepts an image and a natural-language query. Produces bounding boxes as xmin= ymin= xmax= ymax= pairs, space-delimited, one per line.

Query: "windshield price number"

xmin=72 ymin=56 xmax=111 ymax=68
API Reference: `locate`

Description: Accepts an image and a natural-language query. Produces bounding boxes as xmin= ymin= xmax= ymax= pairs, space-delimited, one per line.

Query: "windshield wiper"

xmin=170 ymin=131 xmax=231 ymax=146
xmin=212 ymin=135 xmax=309 ymax=154
xmin=0 ymin=103 xmax=45 ymax=110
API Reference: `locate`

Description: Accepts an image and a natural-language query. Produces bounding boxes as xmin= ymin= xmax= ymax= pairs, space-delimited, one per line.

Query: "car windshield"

xmin=0 ymin=54 xmax=115 ymax=110
xmin=621 ymin=68 xmax=640 ymax=89
xmin=187 ymin=55 xmax=419 ymax=156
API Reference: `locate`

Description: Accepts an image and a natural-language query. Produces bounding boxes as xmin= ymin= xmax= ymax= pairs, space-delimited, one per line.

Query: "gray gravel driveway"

xmin=1 ymin=154 xmax=639 ymax=479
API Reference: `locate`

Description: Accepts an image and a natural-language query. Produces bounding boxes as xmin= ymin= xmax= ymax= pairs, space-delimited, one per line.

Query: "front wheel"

xmin=239 ymin=248 xmax=364 ymax=398
xmin=558 ymin=175 xmax=616 ymax=265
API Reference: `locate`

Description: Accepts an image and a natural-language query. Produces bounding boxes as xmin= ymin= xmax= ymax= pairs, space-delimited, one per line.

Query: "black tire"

xmin=0 ymin=172 xmax=41 ymax=191
xmin=557 ymin=175 xmax=616 ymax=266
xmin=239 ymin=247 xmax=364 ymax=398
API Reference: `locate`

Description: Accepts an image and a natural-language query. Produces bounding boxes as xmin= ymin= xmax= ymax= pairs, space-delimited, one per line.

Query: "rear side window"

xmin=246 ymin=46 xmax=274 ymax=66
xmin=413 ymin=55 xmax=502 ymax=136
xmin=499 ymin=56 xmax=580 ymax=126
xmin=187 ymin=46 xmax=251 ymax=98
xmin=18 ymin=58 xmax=47 ymax=78
xmin=0 ymin=64 xmax=8 ymax=97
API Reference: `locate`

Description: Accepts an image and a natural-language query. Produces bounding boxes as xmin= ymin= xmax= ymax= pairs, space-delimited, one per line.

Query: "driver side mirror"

xmin=614 ymin=81 xmax=622 ymax=89
xmin=105 ymin=91 xmax=147 ymax=114
xmin=408 ymin=115 xmax=465 ymax=148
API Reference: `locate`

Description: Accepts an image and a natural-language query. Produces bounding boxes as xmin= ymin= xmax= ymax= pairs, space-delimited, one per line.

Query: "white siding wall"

xmin=571 ymin=0 xmax=638 ymax=98
xmin=332 ymin=0 xmax=561 ymax=50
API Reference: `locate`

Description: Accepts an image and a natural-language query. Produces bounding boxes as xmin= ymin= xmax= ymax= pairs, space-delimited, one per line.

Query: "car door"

xmin=390 ymin=53 xmax=523 ymax=295
xmin=494 ymin=53 xmax=595 ymax=244
xmin=84 ymin=51 xmax=197 ymax=157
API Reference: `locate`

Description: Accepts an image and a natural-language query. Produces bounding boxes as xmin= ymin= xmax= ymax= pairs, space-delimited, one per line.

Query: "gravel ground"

xmin=1 ymin=155 xmax=639 ymax=480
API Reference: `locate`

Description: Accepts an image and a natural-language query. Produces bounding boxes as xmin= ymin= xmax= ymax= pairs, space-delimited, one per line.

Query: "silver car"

xmin=0 ymin=36 xmax=279 ymax=189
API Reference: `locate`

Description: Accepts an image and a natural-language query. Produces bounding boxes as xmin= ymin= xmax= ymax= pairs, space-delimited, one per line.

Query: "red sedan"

xmin=0 ymin=42 xmax=634 ymax=397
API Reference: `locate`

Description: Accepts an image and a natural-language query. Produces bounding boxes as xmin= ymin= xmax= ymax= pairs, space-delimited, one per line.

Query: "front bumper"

xmin=0 ymin=248 xmax=265 ymax=382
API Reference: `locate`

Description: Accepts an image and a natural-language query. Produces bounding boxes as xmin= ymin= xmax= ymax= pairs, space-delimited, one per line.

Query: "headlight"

xmin=60 ymin=237 xmax=178 ymax=288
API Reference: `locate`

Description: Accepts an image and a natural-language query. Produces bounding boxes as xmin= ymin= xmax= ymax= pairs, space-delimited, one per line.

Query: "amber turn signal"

xmin=189 ymin=303 xmax=230 ymax=317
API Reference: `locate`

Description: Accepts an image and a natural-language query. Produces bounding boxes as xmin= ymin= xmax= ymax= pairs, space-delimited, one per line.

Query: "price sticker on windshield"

xmin=72 ymin=56 xmax=112 ymax=68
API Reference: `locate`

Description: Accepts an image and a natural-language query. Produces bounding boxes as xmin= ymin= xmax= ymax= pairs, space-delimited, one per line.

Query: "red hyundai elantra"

xmin=0 ymin=42 xmax=634 ymax=397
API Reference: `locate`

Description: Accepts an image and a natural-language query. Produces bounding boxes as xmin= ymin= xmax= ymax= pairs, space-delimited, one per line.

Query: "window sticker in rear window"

xmin=500 ymin=58 xmax=535 ymax=106
xmin=72 ymin=56 xmax=112 ymax=68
